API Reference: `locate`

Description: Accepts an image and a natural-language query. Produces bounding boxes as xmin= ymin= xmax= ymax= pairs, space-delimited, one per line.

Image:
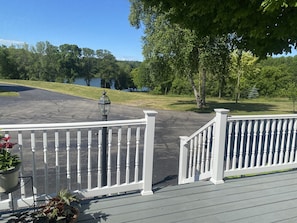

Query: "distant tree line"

xmin=1 ymin=40 xmax=297 ymax=106
xmin=0 ymin=41 xmax=140 ymax=90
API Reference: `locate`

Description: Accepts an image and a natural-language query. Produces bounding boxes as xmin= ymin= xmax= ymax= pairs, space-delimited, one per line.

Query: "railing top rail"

xmin=0 ymin=118 xmax=146 ymax=132
xmin=180 ymin=117 xmax=216 ymax=142
xmin=228 ymin=113 xmax=297 ymax=121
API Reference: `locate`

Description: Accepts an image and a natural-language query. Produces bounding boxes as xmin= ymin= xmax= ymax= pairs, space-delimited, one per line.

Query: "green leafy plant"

xmin=38 ymin=189 xmax=79 ymax=222
xmin=0 ymin=134 xmax=21 ymax=172
xmin=8 ymin=189 xmax=80 ymax=223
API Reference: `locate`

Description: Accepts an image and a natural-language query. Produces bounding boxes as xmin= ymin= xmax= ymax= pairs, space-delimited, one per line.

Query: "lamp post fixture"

xmin=98 ymin=91 xmax=111 ymax=186
xmin=98 ymin=91 xmax=111 ymax=121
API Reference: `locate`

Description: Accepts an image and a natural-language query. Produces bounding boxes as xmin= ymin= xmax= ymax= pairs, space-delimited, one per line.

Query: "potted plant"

xmin=0 ymin=133 xmax=21 ymax=193
xmin=8 ymin=189 xmax=80 ymax=223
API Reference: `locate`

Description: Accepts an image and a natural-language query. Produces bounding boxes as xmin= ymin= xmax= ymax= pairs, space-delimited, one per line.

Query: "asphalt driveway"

xmin=0 ymin=83 xmax=214 ymax=187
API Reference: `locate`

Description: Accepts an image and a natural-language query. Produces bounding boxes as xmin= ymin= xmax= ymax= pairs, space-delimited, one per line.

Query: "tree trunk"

xmin=218 ymin=77 xmax=223 ymax=99
xmin=235 ymin=71 xmax=240 ymax=104
xmin=188 ymin=75 xmax=202 ymax=109
xmin=201 ymin=68 xmax=206 ymax=106
xmin=85 ymin=78 xmax=91 ymax=86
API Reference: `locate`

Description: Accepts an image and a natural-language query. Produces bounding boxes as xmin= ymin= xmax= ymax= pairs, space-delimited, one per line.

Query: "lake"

xmin=73 ymin=78 xmax=115 ymax=89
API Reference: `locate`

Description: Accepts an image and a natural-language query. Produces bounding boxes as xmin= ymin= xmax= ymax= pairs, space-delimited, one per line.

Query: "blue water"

xmin=73 ymin=78 xmax=115 ymax=89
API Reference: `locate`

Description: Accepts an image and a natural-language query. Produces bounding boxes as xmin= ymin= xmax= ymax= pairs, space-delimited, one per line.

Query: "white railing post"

xmin=178 ymin=136 xmax=189 ymax=184
xmin=210 ymin=109 xmax=229 ymax=184
xmin=141 ymin=110 xmax=158 ymax=195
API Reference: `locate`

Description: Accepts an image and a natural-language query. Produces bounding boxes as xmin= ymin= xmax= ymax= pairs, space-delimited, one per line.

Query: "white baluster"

xmin=205 ymin=127 xmax=212 ymax=171
xmin=238 ymin=121 xmax=246 ymax=169
xmin=31 ymin=131 xmax=37 ymax=196
xmin=107 ymin=128 xmax=112 ymax=186
xmin=226 ymin=122 xmax=233 ymax=170
xmin=285 ymin=119 xmax=293 ymax=163
xmin=291 ymin=120 xmax=297 ymax=163
xmin=87 ymin=129 xmax=92 ymax=190
xmin=125 ymin=128 xmax=131 ymax=184
xmin=117 ymin=128 xmax=122 ymax=185
xmin=279 ymin=119 xmax=288 ymax=164
xmin=210 ymin=123 xmax=216 ymax=172
xmin=273 ymin=120 xmax=282 ymax=164
xmin=55 ymin=131 xmax=60 ymax=192
xmin=201 ymin=130 xmax=207 ymax=173
xmin=251 ymin=121 xmax=258 ymax=167
xmin=134 ymin=127 xmax=140 ymax=182
xmin=232 ymin=121 xmax=239 ymax=169
xmin=268 ymin=120 xmax=276 ymax=165
xmin=188 ymin=139 xmax=194 ymax=177
xmin=192 ymin=136 xmax=198 ymax=178
xmin=196 ymin=133 xmax=202 ymax=172
xmin=66 ymin=130 xmax=71 ymax=190
xmin=43 ymin=131 xmax=48 ymax=194
xmin=77 ymin=130 xmax=81 ymax=190
xmin=262 ymin=120 xmax=270 ymax=166
xmin=244 ymin=121 xmax=252 ymax=168
xmin=97 ymin=129 xmax=102 ymax=187
xmin=256 ymin=121 xmax=264 ymax=167
xmin=18 ymin=132 xmax=25 ymax=198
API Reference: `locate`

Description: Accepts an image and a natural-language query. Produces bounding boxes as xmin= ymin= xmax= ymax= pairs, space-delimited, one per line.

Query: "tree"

xmin=229 ymin=50 xmax=259 ymax=102
xmin=131 ymin=61 xmax=152 ymax=90
xmin=29 ymin=41 xmax=60 ymax=81
xmin=248 ymin=85 xmax=259 ymax=99
xmin=58 ymin=44 xmax=81 ymax=83
xmin=116 ymin=61 xmax=136 ymax=90
xmin=286 ymin=82 xmax=297 ymax=112
xmin=135 ymin=0 xmax=297 ymax=57
xmin=43 ymin=42 xmax=60 ymax=82
xmin=129 ymin=1 xmax=231 ymax=108
xmin=13 ymin=46 xmax=34 ymax=80
xmin=256 ymin=57 xmax=294 ymax=96
xmin=96 ymin=50 xmax=119 ymax=88
xmin=0 ymin=46 xmax=18 ymax=79
xmin=80 ymin=48 xmax=96 ymax=86
xmin=130 ymin=3 xmax=201 ymax=101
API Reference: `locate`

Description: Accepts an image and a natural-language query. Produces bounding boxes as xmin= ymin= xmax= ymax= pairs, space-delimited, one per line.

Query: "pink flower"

xmin=0 ymin=135 xmax=17 ymax=149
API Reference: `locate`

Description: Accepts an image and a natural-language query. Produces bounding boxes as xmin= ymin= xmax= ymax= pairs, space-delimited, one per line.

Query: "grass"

xmin=0 ymin=88 xmax=19 ymax=97
xmin=0 ymin=79 xmax=295 ymax=115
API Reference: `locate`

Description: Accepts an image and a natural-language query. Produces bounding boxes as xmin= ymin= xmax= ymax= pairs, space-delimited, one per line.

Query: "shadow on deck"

xmin=77 ymin=170 xmax=297 ymax=223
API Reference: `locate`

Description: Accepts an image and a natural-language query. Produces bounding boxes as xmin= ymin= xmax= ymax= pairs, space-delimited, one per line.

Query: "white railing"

xmin=178 ymin=118 xmax=216 ymax=184
xmin=0 ymin=110 xmax=157 ymax=210
xmin=179 ymin=109 xmax=297 ymax=185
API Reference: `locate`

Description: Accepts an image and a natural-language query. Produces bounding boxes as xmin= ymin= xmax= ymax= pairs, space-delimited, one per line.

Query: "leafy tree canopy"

xmin=133 ymin=0 xmax=297 ymax=57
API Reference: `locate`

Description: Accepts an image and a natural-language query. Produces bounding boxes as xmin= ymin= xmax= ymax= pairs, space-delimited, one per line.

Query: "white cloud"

xmin=0 ymin=39 xmax=26 ymax=47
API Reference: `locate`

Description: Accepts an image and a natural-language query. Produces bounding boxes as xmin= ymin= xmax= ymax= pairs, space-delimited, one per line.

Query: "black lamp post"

xmin=98 ymin=91 xmax=111 ymax=186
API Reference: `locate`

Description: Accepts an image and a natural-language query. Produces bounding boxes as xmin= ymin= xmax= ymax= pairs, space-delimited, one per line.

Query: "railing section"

xmin=225 ymin=114 xmax=297 ymax=177
xmin=0 ymin=110 xmax=157 ymax=210
xmin=178 ymin=118 xmax=216 ymax=184
xmin=179 ymin=110 xmax=297 ymax=185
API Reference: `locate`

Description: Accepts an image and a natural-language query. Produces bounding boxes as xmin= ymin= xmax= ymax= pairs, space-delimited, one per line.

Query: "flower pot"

xmin=69 ymin=207 xmax=79 ymax=223
xmin=0 ymin=164 xmax=21 ymax=193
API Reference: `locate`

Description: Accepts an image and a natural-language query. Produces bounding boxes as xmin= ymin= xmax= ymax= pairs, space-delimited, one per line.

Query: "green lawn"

xmin=0 ymin=88 xmax=19 ymax=97
xmin=0 ymin=79 xmax=295 ymax=115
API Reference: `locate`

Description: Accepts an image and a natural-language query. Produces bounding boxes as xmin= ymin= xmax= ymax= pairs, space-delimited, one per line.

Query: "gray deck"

xmin=78 ymin=170 xmax=297 ymax=223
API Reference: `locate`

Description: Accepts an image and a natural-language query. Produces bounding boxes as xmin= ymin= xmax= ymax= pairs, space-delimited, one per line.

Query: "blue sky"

xmin=0 ymin=0 xmax=296 ymax=60
xmin=0 ymin=0 xmax=144 ymax=61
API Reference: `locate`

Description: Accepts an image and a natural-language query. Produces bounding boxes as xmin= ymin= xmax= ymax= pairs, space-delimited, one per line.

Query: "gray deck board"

xmin=2 ymin=170 xmax=297 ymax=222
xmin=77 ymin=170 xmax=297 ymax=223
